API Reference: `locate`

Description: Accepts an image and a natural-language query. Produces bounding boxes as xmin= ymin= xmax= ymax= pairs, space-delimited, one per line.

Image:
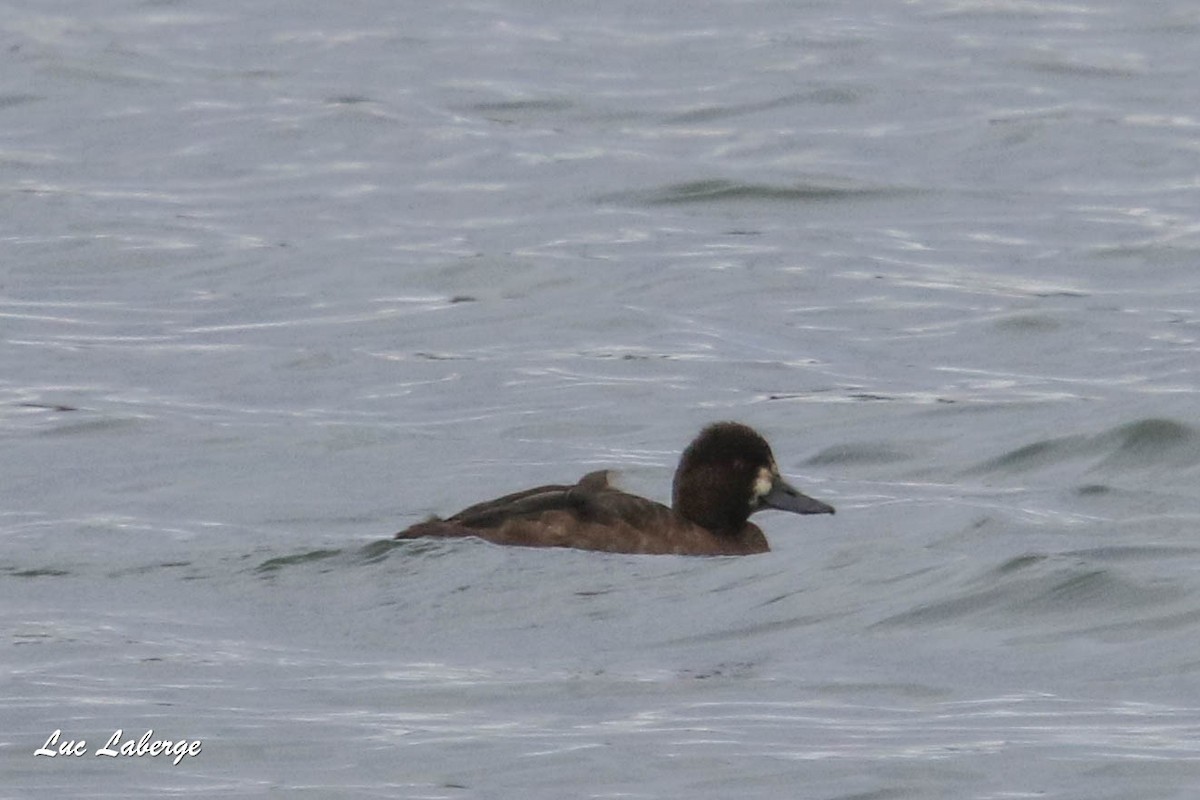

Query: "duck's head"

xmin=671 ymin=422 xmax=835 ymax=533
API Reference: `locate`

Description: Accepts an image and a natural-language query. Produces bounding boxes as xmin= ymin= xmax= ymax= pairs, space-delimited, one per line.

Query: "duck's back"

xmin=395 ymin=470 xmax=768 ymax=556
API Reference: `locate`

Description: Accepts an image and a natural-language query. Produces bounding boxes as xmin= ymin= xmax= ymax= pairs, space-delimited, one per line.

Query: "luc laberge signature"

xmin=35 ymin=729 xmax=202 ymax=766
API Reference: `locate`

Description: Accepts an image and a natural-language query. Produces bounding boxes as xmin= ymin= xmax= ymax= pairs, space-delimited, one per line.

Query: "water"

xmin=3 ymin=0 xmax=1200 ymax=796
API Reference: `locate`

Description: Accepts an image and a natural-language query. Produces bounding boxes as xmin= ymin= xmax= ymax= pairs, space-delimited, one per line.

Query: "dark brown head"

xmin=671 ymin=422 xmax=835 ymax=534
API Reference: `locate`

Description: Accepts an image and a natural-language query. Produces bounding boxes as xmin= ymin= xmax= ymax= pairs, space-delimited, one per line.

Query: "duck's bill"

xmin=762 ymin=476 xmax=835 ymax=515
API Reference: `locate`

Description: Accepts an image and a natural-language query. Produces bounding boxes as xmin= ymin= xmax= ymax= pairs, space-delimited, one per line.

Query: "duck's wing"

xmin=445 ymin=482 xmax=579 ymax=527
xmin=396 ymin=472 xmax=615 ymax=535
xmin=447 ymin=470 xmax=632 ymax=528
xmin=396 ymin=470 xmax=688 ymax=551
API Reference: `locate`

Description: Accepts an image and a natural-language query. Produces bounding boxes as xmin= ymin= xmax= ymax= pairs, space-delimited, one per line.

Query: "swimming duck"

xmin=394 ymin=422 xmax=834 ymax=555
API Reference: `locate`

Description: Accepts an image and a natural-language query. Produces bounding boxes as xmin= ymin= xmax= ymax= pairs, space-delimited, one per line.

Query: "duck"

xmin=394 ymin=421 xmax=834 ymax=555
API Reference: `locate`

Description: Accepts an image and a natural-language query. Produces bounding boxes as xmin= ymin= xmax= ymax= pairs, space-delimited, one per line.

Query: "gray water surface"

xmin=3 ymin=0 xmax=1200 ymax=797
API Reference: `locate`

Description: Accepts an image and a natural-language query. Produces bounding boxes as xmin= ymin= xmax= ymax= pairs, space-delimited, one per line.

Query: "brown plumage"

xmin=395 ymin=422 xmax=835 ymax=556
